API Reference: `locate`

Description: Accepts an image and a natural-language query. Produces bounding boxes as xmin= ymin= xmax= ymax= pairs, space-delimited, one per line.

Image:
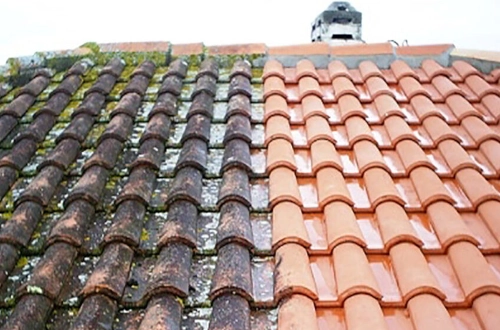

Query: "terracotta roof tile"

xmin=2 ymin=42 xmax=500 ymax=329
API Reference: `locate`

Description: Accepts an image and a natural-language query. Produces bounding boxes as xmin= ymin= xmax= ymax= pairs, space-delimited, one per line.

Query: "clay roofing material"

xmin=0 ymin=41 xmax=499 ymax=329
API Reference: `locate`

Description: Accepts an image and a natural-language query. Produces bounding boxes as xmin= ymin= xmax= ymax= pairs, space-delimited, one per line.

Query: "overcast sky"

xmin=1 ymin=0 xmax=499 ymax=64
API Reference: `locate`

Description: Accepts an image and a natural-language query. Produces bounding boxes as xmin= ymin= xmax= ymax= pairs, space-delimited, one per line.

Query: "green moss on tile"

xmin=16 ymin=256 xmax=28 ymax=269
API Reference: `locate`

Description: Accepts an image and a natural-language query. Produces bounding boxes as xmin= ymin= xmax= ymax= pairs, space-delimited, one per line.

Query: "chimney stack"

xmin=311 ymin=2 xmax=363 ymax=44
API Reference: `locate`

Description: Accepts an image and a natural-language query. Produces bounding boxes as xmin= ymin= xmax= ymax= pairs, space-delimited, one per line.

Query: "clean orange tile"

xmin=445 ymin=94 xmax=481 ymax=122
xmin=274 ymin=243 xmax=318 ymax=302
xmin=337 ymin=94 xmax=365 ymax=123
xmin=366 ymin=76 xmax=395 ymax=99
xmin=422 ymin=59 xmax=450 ymax=79
xmin=302 ymin=95 xmax=327 ymax=120
xmin=344 ymin=294 xmax=387 ymax=329
xmin=437 ymin=139 xmax=480 ymax=176
xmin=305 ymin=115 xmax=335 ymax=145
xmin=375 ymin=201 xmax=423 ymax=250
xmin=461 ymin=116 xmax=500 ymax=145
xmin=333 ymin=242 xmax=382 ymax=302
xmin=264 ymin=94 xmax=289 ymax=122
xmin=310 ymin=256 xmax=338 ymax=302
xmin=390 ymin=60 xmax=419 ymax=81
xmin=432 ymin=75 xmax=466 ymax=99
xmin=452 ymin=60 xmax=481 ymax=79
xmin=410 ymin=94 xmax=443 ymax=121
xmin=269 ymin=167 xmax=302 ymax=208
xmin=278 ymin=294 xmax=319 ymax=330
xmin=395 ymin=44 xmax=453 ymax=56
xmin=384 ymin=116 xmax=419 ymax=146
xmin=328 ymin=60 xmax=351 ymax=81
xmin=407 ymin=294 xmax=456 ymax=330
xmin=364 ymin=168 xmax=405 ymax=209
xmin=400 ymin=76 xmax=432 ymax=100
xmin=299 ymin=76 xmax=323 ymax=100
xmin=263 ymin=59 xmax=285 ymax=80
xmin=472 ymin=293 xmax=500 ymax=330
xmin=265 ymin=114 xmax=293 ymax=146
xmin=331 ymin=42 xmax=394 ymax=56
xmin=409 ymin=167 xmax=454 ymax=208
xmin=310 ymin=140 xmax=343 ymax=174
xmin=266 ymin=138 xmax=297 ymax=172
xmin=456 ymin=168 xmax=500 ymax=209
xmin=359 ymin=60 xmax=383 ymax=80
xmin=272 ymin=202 xmax=310 ymax=250
xmin=422 ymin=116 xmax=461 ymax=146
xmin=324 ymin=201 xmax=366 ymax=250
xmin=345 ymin=116 xmax=376 ymax=146
xmin=465 ymin=75 xmax=500 ymax=99
xmin=395 ymin=139 xmax=434 ymax=175
xmin=353 ymin=140 xmax=390 ymax=175
xmin=317 ymin=168 xmax=353 ymax=209
xmin=263 ymin=76 xmax=287 ymax=100
xmin=296 ymin=59 xmax=319 ymax=80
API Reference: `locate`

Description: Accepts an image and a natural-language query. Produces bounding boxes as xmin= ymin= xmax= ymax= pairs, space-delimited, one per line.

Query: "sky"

xmin=1 ymin=0 xmax=499 ymax=64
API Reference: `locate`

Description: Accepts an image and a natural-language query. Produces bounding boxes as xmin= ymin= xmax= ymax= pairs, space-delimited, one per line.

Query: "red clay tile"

xmin=263 ymin=59 xmax=286 ymax=80
xmin=317 ymin=168 xmax=353 ymax=209
xmin=396 ymin=44 xmax=453 ymax=56
xmin=422 ymin=59 xmax=450 ymax=79
xmin=456 ymin=168 xmax=500 ymax=209
xmin=364 ymin=168 xmax=405 ymax=209
xmin=366 ymin=76 xmax=395 ymax=99
xmin=302 ymin=95 xmax=327 ymax=120
xmin=437 ymin=140 xmax=480 ymax=176
xmin=353 ymin=140 xmax=391 ymax=175
xmin=328 ymin=60 xmax=351 ymax=81
xmin=448 ymin=241 xmax=500 ymax=302
xmin=400 ymin=76 xmax=432 ymax=100
xmin=274 ymin=243 xmax=318 ymax=302
xmin=333 ymin=242 xmax=382 ymax=302
xmin=358 ymin=60 xmax=383 ymax=81
xmin=432 ymin=76 xmax=466 ymax=99
xmin=296 ymin=59 xmax=319 ymax=80
xmin=269 ymin=42 xmax=330 ymax=55
xmin=305 ymin=115 xmax=334 ymax=145
xmin=263 ymin=76 xmax=287 ymax=100
xmin=266 ymin=139 xmax=297 ymax=172
xmin=332 ymin=76 xmax=359 ymax=99
xmin=480 ymin=140 xmax=500 ymax=174
xmin=445 ymin=94 xmax=481 ymax=122
xmin=452 ymin=60 xmax=481 ymax=80
xmin=344 ymin=294 xmax=387 ymax=329
xmin=272 ymin=201 xmax=310 ymax=250
xmin=391 ymin=60 xmax=419 ymax=81
xmin=310 ymin=140 xmax=342 ymax=174
xmin=478 ymin=201 xmax=500 ymax=245
xmin=465 ymin=75 xmax=500 ymax=99
xmin=345 ymin=116 xmax=376 ymax=146
xmin=427 ymin=201 xmax=479 ymax=250
xmin=384 ymin=116 xmax=419 ymax=146
xmin=472 ymin=293 xmax=500 ymax=329
xmin=481 ymin=94 xmax=500 ymax=121
xmin=324 ymin=201 xmax=366 ymax=250
xmin=264 ymin=94 xmax=289 ymax=122
xmin=375 ymin=201 xmax=423 ymax=249
xmin=207 ymin=43 xmax=267 ymax=55
xmin=170 ymin=42 xmax=203 ymax=56
xmin=461 ymin=116 xmax=500 ymax=145
xmin=407 ymin=294 xmax=456 ymax=330
xmin=299 ymin=76 xmax=323 ymax=100
xmin=264 ymin=114 xmax=293 ymax=146
xmin=269 ymin=167 xmax=302 ymax=208
xmin=410 ymin=167 xmax=454 ymax=208
xmin=410 ymin=94 xmax=443 ymax=121
xmin=422 ymin=116 xmax=461 ymax=145
xmin=395 ymin=140 xmax=434 ymax=174
xmin=337 ymin=94 xmax=365 ymax=123
xmin=278 ymin=295 xmax=318 ymax=330
xmin=331 ymin=42 xmax=394 ymax=56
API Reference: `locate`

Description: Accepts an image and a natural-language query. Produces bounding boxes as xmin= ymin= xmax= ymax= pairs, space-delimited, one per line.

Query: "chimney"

xmin=311 ymin=2 xmax=363 ymax=44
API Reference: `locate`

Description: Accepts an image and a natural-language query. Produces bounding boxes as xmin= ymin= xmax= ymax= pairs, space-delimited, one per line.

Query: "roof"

xmin=0 ymin=41 xmax=499 ymax=329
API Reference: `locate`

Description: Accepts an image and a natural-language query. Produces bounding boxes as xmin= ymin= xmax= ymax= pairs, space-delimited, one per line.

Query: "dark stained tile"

xmin=0 ymin=243 xmax=18 ymax=286
xmin=224 ymin=115 xmax=252 ymax=144
xmin=218 ymin=168 xmax=251 ymax=208
xmin=56 ymin=114 xmax=95 ymax=143
xmin=2 ymin=94 xmax=36 ymax=118
xmin=217 ymin=201 xmax=253 ymax=250
xmin=181 ymin=114 xmax=211 ymax=144
xmin=159 ymin=75 xmax=183 ymax=96
xmin=83 ymin=138 xmax=124 ymax=171
xmin=70 ymin=294 xmax=117 ymax=330
xmin=17 ymin=76 xmax=50 ymax=98
xmin=0 ymin=139 xmax=37 ymax=170
xmin=18 ymin=242 xmax=77 ymax=300
xmin=226 ymin=94 xmax=251 ymax=121
xmin=188 ymin=92 xmax=214 ymax=119
xmin=14 ymin=113 xmax=56 ymax=143
xmin=0 ymin=201 xmax=44 ymax=247
xmin=103 ymin=200 xmax=146 ymax=248
xmin=50 ymin=75 xmax=83 ymax=97
xmin=158 ymin=200 xmax=198 ymax=248
xmin=71 ymin=92 xmax=106 ymax=118
xmin=166 ymin=167 xmax=203 ymax=207
xmin=0 ymin=115 xmax=19 ymax=143
xmin=137 ymin=294 xmax=181 ymax=329
xmin=192 ymin=75 xmax=217 ymax=99
xmin=80 ymin=243 xmax=134 ymax=300
xmin=131 ymin=60 xmax=156 ymax=80
xmin=110 ymin=92 xmax=142 ymax=118
xmin=0 ymin=295 xmax=53 ymax=330
xmin=16 ymin=166 xmax=64 ymax=206
xmin=64 ymin=59 xmax=93 ymax=77
xmin=65 ymin=165 xmax=109 ymax=207
xmin=47 ymin=200 xmax=95 ymax=247
xmin=97 ymin=113 xmax=134 ymax=143
xmin=229 ymin=75 xmax=252 ymax=99
xmin=130 ymin=138 xmax=165 ymax=171
xmin=37 ymin=93 xmax=71 ymax=117
xmin=100 ymin=58 xmax=126 ymax=79
xmin=210 ymin=243 xmax=253 ymax=302
xmin=39 ymin=138 xmax=80 ymax=171
xmin=150 ymin=92 xmax=177 ymax=117
xmin=175 ymin=138 xmax=208 ymax=174
xmin=140 ymin=113 xmax=171 ymax=143
xmin=197 ymin=59 xmax=219 ymax=80
xmin=122 ymin=75 xmax=150 ymax=97
xmin=208 ymin=295 xmax=250 ymax=330
xmin=145 ymin=243 xmax=193 ymax=299
xmin=85 ymin=74 xmax=118 ymax=96
xmin=230 ymin=60 xmax=252 ymax=80
xmin=221 ymin=138 xmax=252 ymax=174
